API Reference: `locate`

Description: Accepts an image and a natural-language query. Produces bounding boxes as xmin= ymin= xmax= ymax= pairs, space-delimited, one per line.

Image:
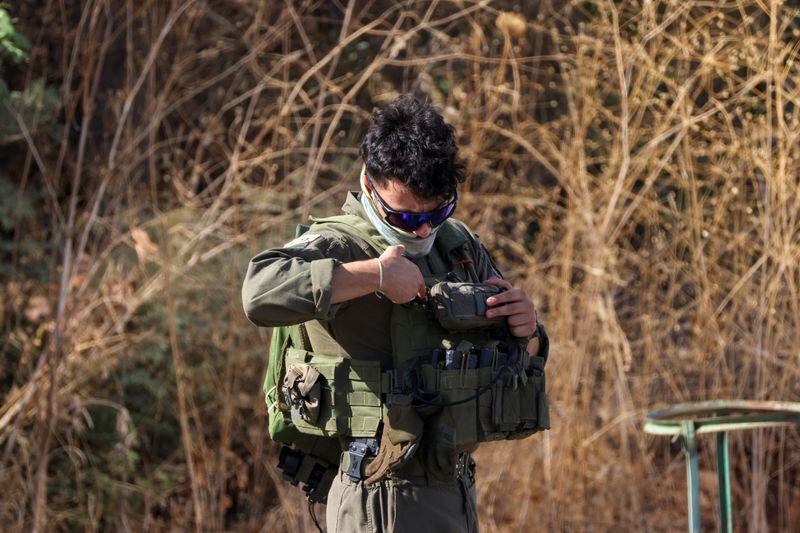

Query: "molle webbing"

xmin=283 ymin=347 xmax=385 ymax=438
xmin=389 ymin=299 xmax=550 ymax=449
xmin=274 ymin=341 xmax=549 ymax=448
xmin=272 ymin=215 xmax=549 ymax=456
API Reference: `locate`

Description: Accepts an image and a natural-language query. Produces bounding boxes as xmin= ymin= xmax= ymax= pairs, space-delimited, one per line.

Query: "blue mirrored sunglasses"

xmin=366 ymin=176 xmax=457 ymax=233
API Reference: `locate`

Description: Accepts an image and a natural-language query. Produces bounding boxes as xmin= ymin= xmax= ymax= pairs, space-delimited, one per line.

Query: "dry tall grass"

xmin=1 ymin=0 xmax=799 ymax=531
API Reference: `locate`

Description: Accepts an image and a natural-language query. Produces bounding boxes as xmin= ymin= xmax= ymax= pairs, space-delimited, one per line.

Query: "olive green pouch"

xmin=429 ymin=282 xmax=507 ymax=331
xmin=477 ymin=365 xmax=505 ymax=441
xmin=498 ymin=377 xmax=523 ymax=432
xmin=283 ymin=348 xmax=383 ymax=437
xmin=438 ymin=366 xmax=482 ymax=447
xmin=519 ymin=356 xmax=547 ymax=429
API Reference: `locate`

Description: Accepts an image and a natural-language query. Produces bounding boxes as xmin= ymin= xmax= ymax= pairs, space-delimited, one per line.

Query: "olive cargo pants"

xmin=325 ymin=457 xmax=479 ymax=532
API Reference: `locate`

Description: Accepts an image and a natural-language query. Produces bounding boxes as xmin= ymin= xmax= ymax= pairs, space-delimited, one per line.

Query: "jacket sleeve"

xmin=473 ymin=239 xmax=503 ymax=281
xmin=452 ymin=219 xmax=503 ymax=281
xmin=241 ymin=232 xmax=357 ymax=327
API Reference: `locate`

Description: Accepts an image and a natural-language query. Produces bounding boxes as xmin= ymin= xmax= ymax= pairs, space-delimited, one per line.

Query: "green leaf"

xmin=0 ymin=10 xmax=13 ymax=40
xmin=0 ymin=7 xmax=28 ymax=64
xmin=12 ymin=29 xmax=30 ymax=51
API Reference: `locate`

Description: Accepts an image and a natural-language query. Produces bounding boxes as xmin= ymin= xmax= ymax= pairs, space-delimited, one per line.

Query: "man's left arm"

xmin=469 ymin=237 xmax=544 ymax=356
xmin=483 ymin=277 xmax=538 ymax=340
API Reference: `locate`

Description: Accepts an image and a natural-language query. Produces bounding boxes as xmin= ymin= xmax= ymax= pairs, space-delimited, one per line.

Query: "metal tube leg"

xmin=716 ymin=432 xmax=732 ymax=533
xmin=681 ymin=421 xmax=701 ymax=533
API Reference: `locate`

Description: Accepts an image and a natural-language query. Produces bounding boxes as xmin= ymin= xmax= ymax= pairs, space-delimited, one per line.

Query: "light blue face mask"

xmin=359 ymin=178 xmax=440 ymax=258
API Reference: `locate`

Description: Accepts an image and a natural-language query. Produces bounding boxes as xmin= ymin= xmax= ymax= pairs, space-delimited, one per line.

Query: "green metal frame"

xmin=644 ymin=400 xmax=800 ymax=533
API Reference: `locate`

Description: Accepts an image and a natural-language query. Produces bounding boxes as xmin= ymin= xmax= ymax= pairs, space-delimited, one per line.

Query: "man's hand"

xmin=483 ymin=277 xmax=538 ymax=339
xmin=378 ymin=245 xmax=426 ymax=303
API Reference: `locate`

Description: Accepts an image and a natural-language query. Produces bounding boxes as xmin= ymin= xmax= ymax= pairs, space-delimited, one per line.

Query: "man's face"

xmin=364 ymin=175 xmax=452 ymax=238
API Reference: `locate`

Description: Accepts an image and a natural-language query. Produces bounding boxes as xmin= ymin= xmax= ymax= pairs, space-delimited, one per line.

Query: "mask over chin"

xmin=359 ymin=178 xmax=440 ymax=258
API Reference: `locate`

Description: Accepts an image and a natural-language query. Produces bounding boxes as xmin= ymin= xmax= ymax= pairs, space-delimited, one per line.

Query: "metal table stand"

xmin=644 ymin=400 xmax=800 ymax=532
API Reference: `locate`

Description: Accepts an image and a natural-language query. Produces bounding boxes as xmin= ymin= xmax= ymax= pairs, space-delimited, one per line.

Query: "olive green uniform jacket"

xmin=242 ymin=192 xmax=501 ymax=532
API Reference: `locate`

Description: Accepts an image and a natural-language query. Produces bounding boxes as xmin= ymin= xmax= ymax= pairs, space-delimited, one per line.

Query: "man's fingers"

xmin=482 ymin=280 xmax=538 ymax=336
xmin=511 ymin=325 xmax=537 ymax=338
xmin=483 ymin=277 xmax=512 ymax=290
xmin=417 ymin=282 xmax=427 ymax=300
xmin=386 ymin=244 xmax=406 ymax=256
xmin=486 ymin=288 xmax=524 ymax=307
xmin=507 ymin=313 xmax=533 ymax=327
xmin=485 ymin=301 xmax=528 ymax=318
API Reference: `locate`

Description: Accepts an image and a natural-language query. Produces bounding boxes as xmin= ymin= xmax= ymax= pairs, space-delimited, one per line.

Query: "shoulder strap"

xmin=435 ymin=219 xmax=481 ymax=282
xmin=308 ymin=214 xmax=389 ymax=257
xmin=436 ymin=219 xmax=470 ymax=250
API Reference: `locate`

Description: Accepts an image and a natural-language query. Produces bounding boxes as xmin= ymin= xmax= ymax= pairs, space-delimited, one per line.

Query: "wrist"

xmin=375 ymin=257 xmax=384 ymax=292
xmin=330 ymin=259 xmax=386 ymax=305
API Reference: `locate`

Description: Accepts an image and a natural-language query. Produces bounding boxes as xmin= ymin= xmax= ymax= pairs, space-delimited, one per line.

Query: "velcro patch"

xmin=284 ymin=233 xmax=321 ymax=248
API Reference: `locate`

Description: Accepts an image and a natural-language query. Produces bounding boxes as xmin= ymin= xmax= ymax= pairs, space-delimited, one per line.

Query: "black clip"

xmin=455 ymin=452 xmax=475 ymax=482
xmin=277 ymin=445 xmax=336 ymax=504
xmin=389 ymin=368 xmax=404 ymax=394
xmin=277 ymin=446 xmax=303 ymax=485
xmin=346 ymin=438 xmax=379 ymax=482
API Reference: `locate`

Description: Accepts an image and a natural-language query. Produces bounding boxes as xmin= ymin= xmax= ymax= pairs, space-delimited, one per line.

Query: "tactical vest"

xmin=264 ymin=214 xmax=549 ymax=500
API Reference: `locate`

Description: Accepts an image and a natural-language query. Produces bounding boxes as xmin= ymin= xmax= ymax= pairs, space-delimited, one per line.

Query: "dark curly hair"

xmin=360 ymin=94 xmax=465 ymax=200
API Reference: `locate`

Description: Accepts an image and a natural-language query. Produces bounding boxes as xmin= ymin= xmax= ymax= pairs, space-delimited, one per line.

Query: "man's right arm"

xmin=242 ymin=234 xmax=425 ymax=326
xmin=242 ymin=236 xmax=425 ymax=327
xmin=241 ymin=233 xmax=354 ymax=327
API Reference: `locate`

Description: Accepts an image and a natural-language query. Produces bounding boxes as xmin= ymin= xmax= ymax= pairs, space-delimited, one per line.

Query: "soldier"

xmin=242 ymin=94 xmax=547 ymax=532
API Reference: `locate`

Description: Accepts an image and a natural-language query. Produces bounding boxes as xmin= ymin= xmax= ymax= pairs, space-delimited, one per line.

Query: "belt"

xmin=341 ymin=440 xmax=473 ymax=485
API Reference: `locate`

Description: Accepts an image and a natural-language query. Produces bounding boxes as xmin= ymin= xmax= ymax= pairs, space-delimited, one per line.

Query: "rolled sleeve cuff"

xmin=310 ymin=257 xmax=342 ymax=320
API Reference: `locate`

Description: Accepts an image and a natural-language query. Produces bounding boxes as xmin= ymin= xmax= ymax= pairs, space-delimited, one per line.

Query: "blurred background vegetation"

xmin=1 ymin=0 xmax=800 ymax=531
